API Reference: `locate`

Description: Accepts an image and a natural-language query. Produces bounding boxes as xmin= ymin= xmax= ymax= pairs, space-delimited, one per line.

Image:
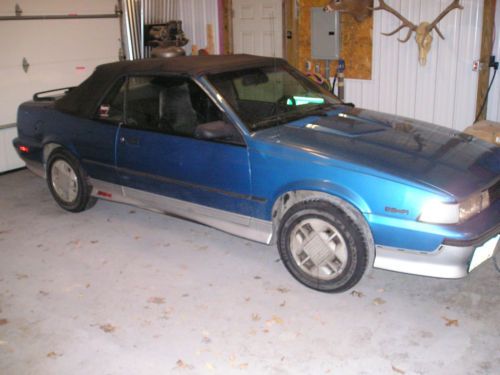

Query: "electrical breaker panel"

xmin=311 ymin=7 xmax=341 ymax=60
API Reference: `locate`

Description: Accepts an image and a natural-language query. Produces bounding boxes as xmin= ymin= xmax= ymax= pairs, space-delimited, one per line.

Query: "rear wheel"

xmin=46 ymin=149 xmax=96 ymax=212
xmin=278 ymin=201 xmax=368 ymax=293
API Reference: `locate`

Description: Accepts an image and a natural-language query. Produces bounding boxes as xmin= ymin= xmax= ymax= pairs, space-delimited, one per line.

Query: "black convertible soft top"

xmin=55 ymin=54 xmax=285 ymax=118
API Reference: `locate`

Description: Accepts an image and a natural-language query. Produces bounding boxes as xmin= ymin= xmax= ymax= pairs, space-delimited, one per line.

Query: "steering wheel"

xmin=271 ymin=95 xmax=296 ymax=116
xmin=278 ymin=95 xmax=296 ymax=107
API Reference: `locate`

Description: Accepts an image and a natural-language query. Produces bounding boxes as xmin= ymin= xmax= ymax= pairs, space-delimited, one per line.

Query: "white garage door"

xmin=0 ymin=0 xmax=121 ymax=173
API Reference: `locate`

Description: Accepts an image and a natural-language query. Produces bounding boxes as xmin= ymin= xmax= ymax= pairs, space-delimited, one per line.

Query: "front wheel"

xmin=46 ymin=149 xmax=96 ymax=212
xmin=277 ymin=201 xmax=368 ymax=293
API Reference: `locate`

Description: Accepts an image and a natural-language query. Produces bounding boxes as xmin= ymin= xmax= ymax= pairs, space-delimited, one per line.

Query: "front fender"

xmin=266 ymin=179 xmax=371 ymax=220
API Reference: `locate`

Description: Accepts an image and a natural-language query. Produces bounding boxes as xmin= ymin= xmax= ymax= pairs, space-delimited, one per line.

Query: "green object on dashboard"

xmin=287 ymin=96 xmax=325 ymax=106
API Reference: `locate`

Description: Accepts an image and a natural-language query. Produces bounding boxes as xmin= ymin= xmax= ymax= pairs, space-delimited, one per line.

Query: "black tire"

xmin=277 ymin=201 xmax=368 ymax=293
xmin=46 ymin=148 xmax=97 ymax=212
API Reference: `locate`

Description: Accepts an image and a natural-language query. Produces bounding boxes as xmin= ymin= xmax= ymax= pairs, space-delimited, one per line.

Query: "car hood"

xmin=254 ymin=107 xmax=500 ymax=199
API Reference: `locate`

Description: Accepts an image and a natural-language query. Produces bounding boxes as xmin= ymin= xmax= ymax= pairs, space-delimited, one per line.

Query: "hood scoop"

xmin=301 ymin=112 xmax=390 ymax=138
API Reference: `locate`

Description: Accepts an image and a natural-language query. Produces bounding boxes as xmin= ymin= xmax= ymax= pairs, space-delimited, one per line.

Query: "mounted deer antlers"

xmin=373 ymin=0 xmax=463 ymax=65
xmin=324 ymin=0 xmax=373 ymax=23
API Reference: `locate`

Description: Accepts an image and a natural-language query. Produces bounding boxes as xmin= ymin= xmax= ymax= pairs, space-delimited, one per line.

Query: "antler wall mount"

xmin=323 ymin=0 xmax=373 ymax=22
xmin=373 ymin=0 xmax=463 ymax=66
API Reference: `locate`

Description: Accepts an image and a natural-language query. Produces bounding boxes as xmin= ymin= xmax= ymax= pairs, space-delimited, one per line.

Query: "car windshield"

xmin=206 ymin=65 xmax=342 ymax=131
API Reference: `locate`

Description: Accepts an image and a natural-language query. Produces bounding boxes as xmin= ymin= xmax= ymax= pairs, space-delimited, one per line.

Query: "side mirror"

xmin=195 ymin=120 xmax=242 ymax=143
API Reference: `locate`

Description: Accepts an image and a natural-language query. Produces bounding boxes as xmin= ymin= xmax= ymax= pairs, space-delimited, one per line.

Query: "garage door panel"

xmin=0 ymin=1 xmax=121 ymax=172
xmin=0 ymin=0 xmax=116 ymax=16
xmin=0 ymin=127 xmax=23 ymax=172
xmin=0 ymin=19 xmax=120 ymax=68
xmin=1 ymin=58 xmax=114 ymax=125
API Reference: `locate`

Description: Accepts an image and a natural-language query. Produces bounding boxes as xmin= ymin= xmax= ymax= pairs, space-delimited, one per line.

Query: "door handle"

xmin=120 ymin=136 xmax=140 ymax=145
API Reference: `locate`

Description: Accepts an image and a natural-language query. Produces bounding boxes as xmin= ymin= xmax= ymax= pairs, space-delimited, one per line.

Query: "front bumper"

xmin=374 ymin=234 xmax=499 ymax=278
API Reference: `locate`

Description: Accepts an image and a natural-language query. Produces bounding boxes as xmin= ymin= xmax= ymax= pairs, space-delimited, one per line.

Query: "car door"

xmin=76 ymin=77 xmax=125 ymax=185
xmin=114 ymin=75 xmax=255 ymax=218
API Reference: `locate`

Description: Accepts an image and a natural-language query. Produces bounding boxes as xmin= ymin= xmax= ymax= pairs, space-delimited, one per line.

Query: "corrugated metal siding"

xmin=179 ymin=0 xmax=220 ymax=55
xmin=345 ymin=0 xmax=484 ymax=132
xmin=122 ymin=0 xmax=221 ymax=59
xmin=142 ymin=0 xmax=180 ymax=58
xmin=122 ymin=0 xmax=180 ymax=59
xmin=486 ymin=1 xmax=500 ymax=121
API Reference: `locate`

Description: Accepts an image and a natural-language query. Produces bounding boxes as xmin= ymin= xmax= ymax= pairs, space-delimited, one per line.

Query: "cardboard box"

xmin=464 ymin=120 xmax=500 ymax=146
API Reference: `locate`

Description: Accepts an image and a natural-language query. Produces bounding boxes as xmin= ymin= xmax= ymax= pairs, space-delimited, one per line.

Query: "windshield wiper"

xmin=251 ymin=103 xmax=346 ymax=131
xmin=252 ymin=108 xmax=326 ymax=131
xmin=251 ymin=113 xmax=288 ymax=131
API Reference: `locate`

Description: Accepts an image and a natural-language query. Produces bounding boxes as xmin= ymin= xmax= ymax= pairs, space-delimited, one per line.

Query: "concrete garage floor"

xmin=0 ymin=169 xmax=499 ymax=375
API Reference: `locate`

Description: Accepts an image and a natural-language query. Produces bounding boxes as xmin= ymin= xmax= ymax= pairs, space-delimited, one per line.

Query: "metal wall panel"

xmin=124 ymin=0 xmax=220 ymax=58
xmin=345 ymin=0 xmax=484 ymax=132
xmin=179 ymin=0 xmax=220 ymax=55
xmin=486 ymin=1 xmax=500 ymax=122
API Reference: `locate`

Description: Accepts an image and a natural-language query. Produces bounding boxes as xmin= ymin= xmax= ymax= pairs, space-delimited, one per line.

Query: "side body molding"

xmin=89 ymin=178 xmax=273 ymax=244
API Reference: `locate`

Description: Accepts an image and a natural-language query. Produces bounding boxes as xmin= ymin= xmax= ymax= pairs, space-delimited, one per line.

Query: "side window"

xmin=122 ymin=75 xmax=241 ymax=143
xmin=96 ymin=77 xmax=126 ymax=123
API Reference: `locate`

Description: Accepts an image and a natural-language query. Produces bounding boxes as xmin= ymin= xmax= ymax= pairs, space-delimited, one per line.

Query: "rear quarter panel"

xmin=17 ymin=102 xmax=119 ymax=183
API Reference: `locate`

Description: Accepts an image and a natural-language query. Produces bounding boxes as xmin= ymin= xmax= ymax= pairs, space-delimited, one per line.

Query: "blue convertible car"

xmin=13 ymin=54 xmax=500 ymax=292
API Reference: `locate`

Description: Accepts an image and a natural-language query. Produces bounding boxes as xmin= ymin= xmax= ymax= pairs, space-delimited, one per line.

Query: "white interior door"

xmin=0 ymin=0 xmax=121 ymax=173
xmin=232 ymin=0 xmax=283 ymax=58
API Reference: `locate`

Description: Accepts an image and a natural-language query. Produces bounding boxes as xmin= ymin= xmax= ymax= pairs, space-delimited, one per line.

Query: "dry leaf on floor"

xmin=392 ymin=365 xmax=405 ymax=374
xmin=205 ymin=362 xmax=215 ymax=371
xmin=46 ymin=351 xmax=62 ymax=358
xmin=266 ymin=315 xmax=284 ymax=325
xmin=351 ymin=290 xmax=364 ymax=298
xmin=148 ymin=297 xmax=166 ymax=304
xmin=176 ymin=359 xmax=193 ymax=369
xmin=442 ymin=316 xmax=459 ymax=327
xmin=134 ymin=236 xmax=141 ymax=240
xmin=16 ymin=273 xmax=29 ymax=280
xmin=0 ymin=319 xmax=8 ymax=326
xmin=277 ymin=287 xmax=289 ymax=294
xmin=201 ymin=330 xmax=211 ymax=344
xmin=99 ymin=323 xmax=116 ymax=333
xmin=373 ymin=298 xmax=386 ymax=305
xmin=202 ymin=336 xmax=212 ymax=344
xmin=251 ymin=313 xmax=261 ymax=321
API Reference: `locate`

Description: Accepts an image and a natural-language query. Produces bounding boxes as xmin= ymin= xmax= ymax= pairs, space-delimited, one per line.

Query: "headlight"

xmin=419 ymin=191 xmax=490 ymax=224
xmin=419 ymin=200 xmax=459 ymax=224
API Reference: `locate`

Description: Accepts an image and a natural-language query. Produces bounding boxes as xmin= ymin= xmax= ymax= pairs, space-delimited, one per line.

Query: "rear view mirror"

xmin=195 ymin=121 xmax=243 ymax=144
xmin=241 ymin=71 xmax=269 ymax=86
